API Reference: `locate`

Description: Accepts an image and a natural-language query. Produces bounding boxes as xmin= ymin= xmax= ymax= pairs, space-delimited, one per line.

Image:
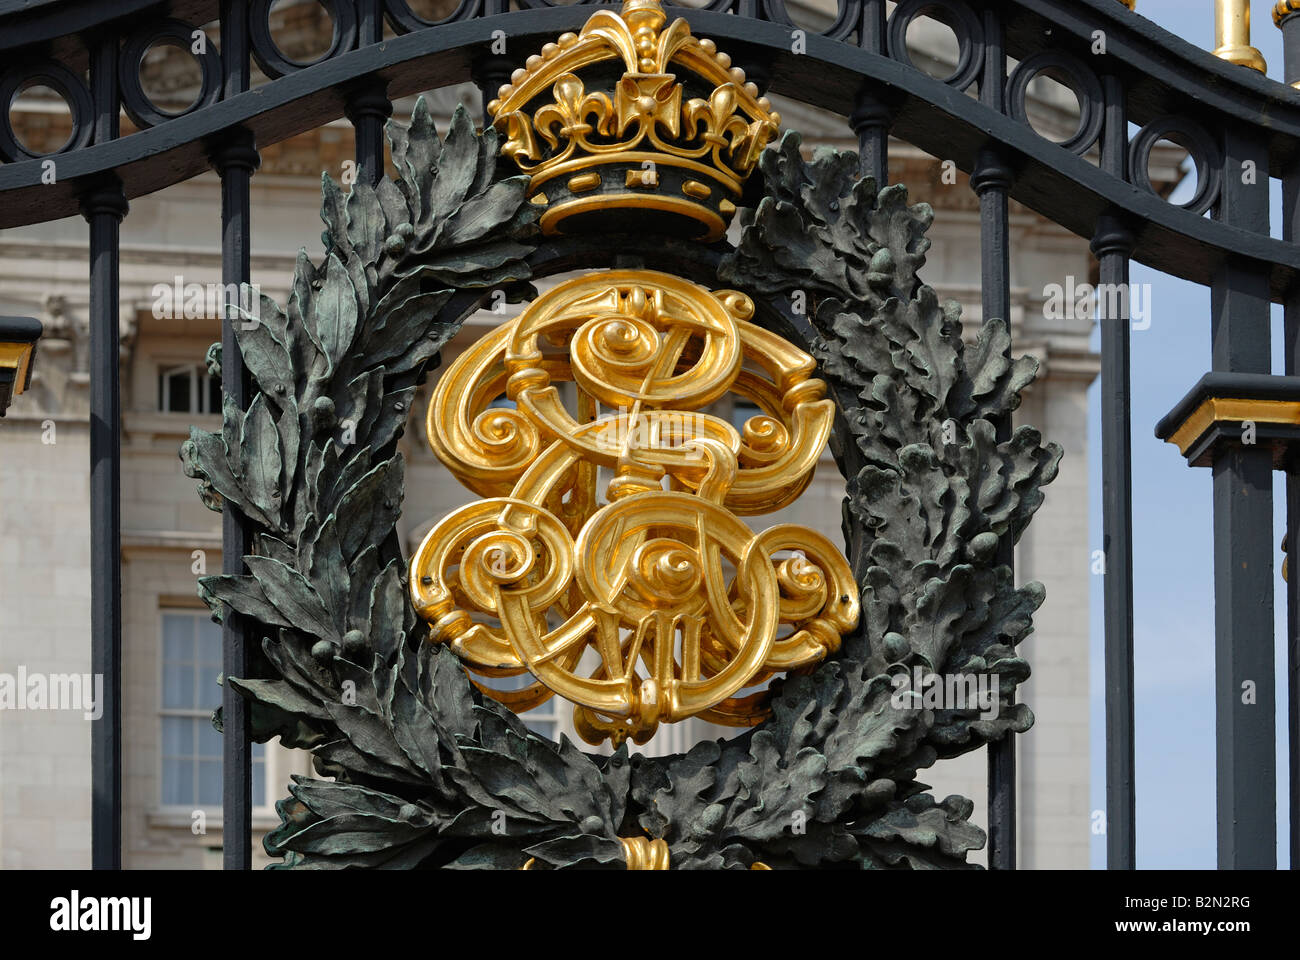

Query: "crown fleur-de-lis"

xmin=488 ymin=0 xmax=780 ymax=241
xmin=534 ymin=75 xmax=613 ymax=150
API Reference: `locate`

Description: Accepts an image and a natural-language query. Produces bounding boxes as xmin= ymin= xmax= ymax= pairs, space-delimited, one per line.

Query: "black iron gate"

xmin=1 ymin=0 xmax=1297 ymax=869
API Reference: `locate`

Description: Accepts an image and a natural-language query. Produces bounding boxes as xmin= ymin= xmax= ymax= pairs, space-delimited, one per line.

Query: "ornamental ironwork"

xmin=14 ymin=0 xmax=1292 ymax=875
xmin=176 ymin=0 xmax=1060 ymax=869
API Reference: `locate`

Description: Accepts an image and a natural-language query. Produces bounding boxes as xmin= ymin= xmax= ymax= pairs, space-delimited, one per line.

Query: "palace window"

xmin=160 ymin=610 xmax=266 ymax=809
xmin=157 ymin=363 xmax=222 ymax=414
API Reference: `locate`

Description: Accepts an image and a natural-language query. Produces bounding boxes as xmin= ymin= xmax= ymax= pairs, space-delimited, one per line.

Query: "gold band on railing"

xmin=1165 ymin=397 xmax=1300 ymax=455
xmin=621 ymin=836 xmax=671 ymax=870
xmin=1273 ymin=1 xmax=1300 ymax=88
xmin=1275 ymin=0 xmax=1300 ymax=26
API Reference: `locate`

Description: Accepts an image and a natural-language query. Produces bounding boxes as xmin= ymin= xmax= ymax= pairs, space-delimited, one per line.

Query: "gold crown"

xmin=487 ymin=0 xmax=781 ymax=241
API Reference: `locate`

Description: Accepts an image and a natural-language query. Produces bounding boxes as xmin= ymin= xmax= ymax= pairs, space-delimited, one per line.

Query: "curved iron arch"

xmin=0 ymin=1 xmax=1297 ymax=298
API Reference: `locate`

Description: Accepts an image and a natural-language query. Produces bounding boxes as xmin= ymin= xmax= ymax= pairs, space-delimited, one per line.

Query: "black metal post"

xmin=851 ymin=0 xmax=888 ymax=186
xmin=357 ymin=0 xmax=383 ymax=45
xmin=83 ymin=32 xmax=125 ymax=873
xmin=472 ymin=0 xmax=512 ymax=125
xmin=346 ymin=84 xmax=392 ymax=185
xmin=972 ymin=7 xmax=1016 ymax=871
xmin=1286 ymin=165 xmax=1300 ymax=873
xmin=1094 ymin=73 xmax=1136 ymax=871
xmin=850 ymin=93 xmax=889 ymax=188
xmin=1278 ymin=5 xmax=1300 ymax=873
xmin=214 ymin=0 xmax=258 ymax=870
xmin=1282 ymin=8 xmax=1300 ymax=89
xmin=348 ymin=0 xmax=391 ymax=184
xmin=1211 ymin=123 xmax=1276 ymax=869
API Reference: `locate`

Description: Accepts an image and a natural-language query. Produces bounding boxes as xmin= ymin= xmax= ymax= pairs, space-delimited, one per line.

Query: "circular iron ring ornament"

xmin=1006 ymin=50 xmax=1104 ymax=156
xmin=886 ymin=0 xmax=984 ymax=91
xmin=250 ymin=0 xmax=359 ymax=79
xmin=1128 ymin=114 xmax=1222 ymax=216
xmin=383 ymin=0 xmax=482 ymax=33
xmin=119 ymin=19 xmax=223 ymax=129
xmin=0 ymin=60 xmax=93 ymax=162
xmin=759 ymin=0 xmax=862 ymax=43
xmin=667 ymin=0 xmax=738 ymax=11
xmin=512 ymin=0 xmax=604 ymax=8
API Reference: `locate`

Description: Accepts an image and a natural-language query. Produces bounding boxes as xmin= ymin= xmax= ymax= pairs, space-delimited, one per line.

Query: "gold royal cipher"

xmin=409 ymin=0 xmax=858 ymax=747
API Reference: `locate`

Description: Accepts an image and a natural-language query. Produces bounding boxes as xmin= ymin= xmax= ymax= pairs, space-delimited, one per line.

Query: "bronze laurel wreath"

xmin=181 ymin=100 xmax=1060 ymax=869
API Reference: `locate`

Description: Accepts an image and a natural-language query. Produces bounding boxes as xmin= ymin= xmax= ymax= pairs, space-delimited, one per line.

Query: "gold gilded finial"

xmin=1215 ymin=0 xmax=1267 ymax=73
xmin=487 ymin=0 xmax=780 ymax=241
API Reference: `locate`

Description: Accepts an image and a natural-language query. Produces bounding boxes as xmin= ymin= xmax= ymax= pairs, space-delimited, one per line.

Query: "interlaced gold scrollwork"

xmin=410 ymin=270 xmax=858 ymax=745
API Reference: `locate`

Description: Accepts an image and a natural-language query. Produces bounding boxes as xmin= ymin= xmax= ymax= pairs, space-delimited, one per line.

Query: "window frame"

xmin=156 ymin=361 xmax=220 ymax=415
xmin=157 ymin=608 xmax=271 ymax=815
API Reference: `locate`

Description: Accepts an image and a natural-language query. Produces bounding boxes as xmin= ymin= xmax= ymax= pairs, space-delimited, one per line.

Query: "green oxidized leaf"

xmin=276 ymin=395 xmax=300 ymax=510
xmin=425 ymin=106 xmax=480 ymax=233
xmin=856 ymin=794 xmax=985 ymax=862
xmin=198 ymin=573 xmax=293 ymax=629
xmin=361 ymin=290 xmax=453 ymax=367
xmin=438 ymin=179 xmax=533 ymax=249
xmin=244 ymin=555 xmax=336 ymax=641
xmin=321 ymin=700 xmax=423 ymax=779
xmin=346 ymin=179 xmax=386 ymax=266
xmin=335 ymin=457 xmax=403 ymax=561
xmin=228 ymin=677 xmax=331 ymax=724
xmin=523 ymin=834 xmax=625 ymax=869
xmin=240 ymin=394 xmax=283 ymax=528
xmin=728 ymin=735 xmax=827 ymax=841
xmin=366 ymin=560 xmax=407 ymax=663
xmin=412 ymin=240 xmax=536 ymax=286
xmin=182 ymin=426 xmax=272 ymax=526
xmin=320 ymin=174 xmax=349 ymax=258
xmin=286 ymin=249 xmax=324 ymax=382
xmin=443 ymin=842 xmax=529 ymax=870
xmin=312 ymin=253 xmax=360 ymax=374
xmin=234 ymin=300 xmax=294 ymax=403
xmin=302 ymin=513 xmax=349 ymax=623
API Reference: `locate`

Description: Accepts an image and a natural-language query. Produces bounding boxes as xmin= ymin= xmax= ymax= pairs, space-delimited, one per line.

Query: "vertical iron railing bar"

xmin=850 ymin=0 xmax=888 ymax=186
xmin=348 ymin=0 xmax=392 ymax=185
xmin=1210 ymin=120 xmax=1276 ymax=869
xmin=214 ymin=0 xmax=258 ymax=870
xmin=973 ymin=6 xmax=1016 ymax=870
xmin=84 ymin=32 xmax=126 ymax=872
xmin=347 ymin=0 xmax=400 ymax=571
xmin=1285 ymin=151 xmax=1300 ymax=870
xmin=1281 ymin=8 xmax=1300 ymax=872
xmin=1093 ymin=72 xmax=1136 ymax=871
xmin=472 ymin=0 xmax=512 ymax=127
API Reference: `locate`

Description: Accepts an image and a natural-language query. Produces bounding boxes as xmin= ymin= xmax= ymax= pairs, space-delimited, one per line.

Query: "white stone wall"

xmin=0 ymin=417 xmax=93 ymax=868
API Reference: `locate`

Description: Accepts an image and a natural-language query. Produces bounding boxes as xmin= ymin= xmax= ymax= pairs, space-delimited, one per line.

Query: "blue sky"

xmin=1085 ymin=0 xmax=1291 ymax=868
